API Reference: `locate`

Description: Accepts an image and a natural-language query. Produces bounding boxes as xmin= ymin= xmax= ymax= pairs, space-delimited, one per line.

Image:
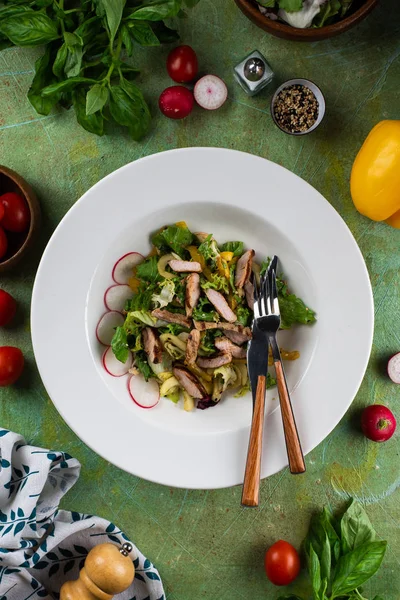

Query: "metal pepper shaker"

xmin=234 ymin=50 xmax=274 ymax=96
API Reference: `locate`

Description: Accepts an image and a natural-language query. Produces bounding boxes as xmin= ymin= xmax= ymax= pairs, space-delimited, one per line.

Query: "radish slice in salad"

xmin=96 ymin=311 xmax=124 ymax=346
xmin=128 ymin=373 xmax=160 ymax=408
xmin=388 ymin=352 xmax=400 ymax=384
xmin=112 ymin=252 xmax=144 ymax=284
xmin=104 ymin=284 xmax=134 ymax=312
xmin=194 ymin=75 xmax=227 ymax=110
xmin=103 ymin=346 xmax=132 ymax=377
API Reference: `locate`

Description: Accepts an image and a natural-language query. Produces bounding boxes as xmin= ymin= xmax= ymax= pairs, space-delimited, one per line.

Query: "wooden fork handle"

xmin=241 ymin=375 xmax=266 ymax=507
xmin=274 ymin=361 xmax=306 ymax=475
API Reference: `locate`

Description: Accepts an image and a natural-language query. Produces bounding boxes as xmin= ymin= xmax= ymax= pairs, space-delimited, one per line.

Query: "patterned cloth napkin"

xmin=0 ymin=429 xmax=164 ymax=600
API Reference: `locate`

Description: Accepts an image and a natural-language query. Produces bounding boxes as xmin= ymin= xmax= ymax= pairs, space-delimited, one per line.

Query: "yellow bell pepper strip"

xmin=128 ymin=276 xmax=141 ymax=292
xmin=187 ymin=245 xmax=213 ymax=281
xmin=216 ymin=255 xmax=230 ymax=279
xmin=220 ymin=251 xmax=234 ymax=262
xmin=350 ymin=120 xmax=400 ymax=226
xmin=175 ymin=221 xmax=188 ymax=229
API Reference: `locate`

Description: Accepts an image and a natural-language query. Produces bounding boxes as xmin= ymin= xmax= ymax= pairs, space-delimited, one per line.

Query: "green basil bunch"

xmin=278 ymin=499 xmax=386 ymax=600
xmin=0 ymin=0 xmax=199 ymax=139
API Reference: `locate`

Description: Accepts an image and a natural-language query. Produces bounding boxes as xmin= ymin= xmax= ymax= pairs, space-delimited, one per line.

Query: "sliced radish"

xmin=103 ymin=346 xmax=132 ymax=377
xmin=96 ymin=311 xmax=124 ymax=346
xmin=112 ymin=252 xmax=144 ymax=284
xmin=104 ymin=284 xmax=134 ymax=312
xmin=128 ymin=373 xmax=160 ymax=409
xmin=388 ymin=352 xmax=400 ymax=383
xmin=194 ymin=75 xmax=228 ymax=111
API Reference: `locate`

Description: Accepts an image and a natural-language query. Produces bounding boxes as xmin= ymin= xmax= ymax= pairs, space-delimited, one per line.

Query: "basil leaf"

xmin=42 ymin=77 xmax=95 ymax=97
xmin=331 ymin=541 xmax=387 ymax=597
xmin=221 ymin=241 xmax=244 ymax=257
xmin=308 ymin=544 xmax=321 ymax=596
xmin=86 ymin=84 xmax=109 ymax=115
xmin=119 ymin=62 xmax=140 ymax=80
xmin=150 ymin=21 xmax=179 ymax=43
xmin=306 ymin=506 xmax=340 ymax=558
xmin=100 ymin=0 xmax=126 ymax=43
xmin=28 ymin=47 xmax=60 ymax=115
xmin=340 ymin=500 xmax=376 ymax=554
xmin=75 ymin=16 xmax=103 ymax=45
xmin=109 ymin=83 xmax=151 ymax=141
xmin=111 ymin=326 xmax=129 ymax=363
xmin=130 ymin=0 xmax=181 ymax=22
xmin=0 ymin=5 xmax=33 ymax=19
xmin=0 ymin=12 xmax=59 ymax=46
xmin=129 ymin=21 xmax=161 ymax=46
xmin=372 ymin=596 xmax=385 ymax=600
xmin=65 ymin=46 xmax=83 ymax=78
xmin=320 ymin=534 xmax=331 ymax=585
xmin=121 ymin=24 xmax=133 ymax=56
xmin=53 ymin=43 xmax=68 ymax=78
xmin=72 ymin=88 xmax=104 ymax=136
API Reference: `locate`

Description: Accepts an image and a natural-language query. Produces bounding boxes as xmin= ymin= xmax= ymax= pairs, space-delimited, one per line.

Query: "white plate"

xmin=31 ymin=149 xmax=373 ymax=489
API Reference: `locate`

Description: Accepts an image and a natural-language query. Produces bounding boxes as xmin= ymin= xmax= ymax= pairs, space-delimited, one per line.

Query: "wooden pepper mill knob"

xmin=60 ymin=542 xmax=135 ymax=600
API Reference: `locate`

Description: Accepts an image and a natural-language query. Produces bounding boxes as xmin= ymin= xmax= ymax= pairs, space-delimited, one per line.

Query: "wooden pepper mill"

xmin=60 ymin=542 xmax=135 ymax=600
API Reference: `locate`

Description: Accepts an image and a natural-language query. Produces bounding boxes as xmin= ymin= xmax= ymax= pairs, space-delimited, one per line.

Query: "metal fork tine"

xmin=263 ymin=273 xmax=271 ymax=315
xmin=271 ymin=270 xmax=280 ymax=315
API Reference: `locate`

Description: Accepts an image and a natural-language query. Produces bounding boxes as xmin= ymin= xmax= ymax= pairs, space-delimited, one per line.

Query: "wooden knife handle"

xmin=274 ymin=361 xmax=306 ymax=475
xmin=242 ymin=375 xmax=266 ymax=507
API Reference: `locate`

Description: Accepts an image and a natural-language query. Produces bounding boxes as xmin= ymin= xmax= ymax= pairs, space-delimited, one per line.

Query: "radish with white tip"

xmin=104 ymin=284 xmax=134 ymax=312
xmin=388 ymin=352 xmax=400 ymax=383
xmin=96 ymin=311 xmax=124 ymax=346
xmin=194 ymin=75 xmax=228 ymax=110
xmin=103 ymin=346 xmax=132 ymax=377
xmin=128 ymin=373 xmax=160 ymax=408
xmin=112 ymin=252 xmax=144 ymax=284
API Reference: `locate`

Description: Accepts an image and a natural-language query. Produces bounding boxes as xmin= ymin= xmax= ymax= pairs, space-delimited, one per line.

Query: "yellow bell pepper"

xmin=351 ymin=120 xmax=400 ymax=227
xmin=220 ymin=251 xmax=234 ymax=262
xmin=187 ymin=245 xmax=212 ymax=280
xmin=216 ymin=255 xmax=230 ymax=279
xmin=175 ymin=221 xmax=188 ymax=229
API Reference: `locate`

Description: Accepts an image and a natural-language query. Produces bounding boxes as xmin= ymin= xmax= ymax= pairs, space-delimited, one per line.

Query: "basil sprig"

xmin=277 ymin=499 xmax=387 ymax=600
xmin=0 ymin=0 xmax=200 ymax=139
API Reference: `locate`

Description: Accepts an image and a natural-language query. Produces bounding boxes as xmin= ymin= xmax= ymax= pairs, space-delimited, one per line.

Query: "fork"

xmin=257 ymin=258 xmax=306 ymax=475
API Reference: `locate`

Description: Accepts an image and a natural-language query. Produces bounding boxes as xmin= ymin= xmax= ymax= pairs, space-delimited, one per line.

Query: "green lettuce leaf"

xmin=220 ymin=241 xmax=244 ymax=257
xmin=201 ymin=273 xmax=230 ymax=295
xmin=135 ymin=350 xmax=154 ymax=381
xmin=152 ymin=224 xmax=194 ymax=257
xmin=236 ymin=306 xmax=252 ymax=326
xmin=192 ymin=297 xmax=219 ymax=322
xmin=111 ymin=326 xmax=129 ymax=363
xmin=312 ymin=0 xmax=341 ymax=27
xmin=136 ymin=256 xmax=160 ymax=283
xmin=277 ymin=277 xmax=316 ymax=329
xmin=278 ymin=0 xmax=303 ymax=12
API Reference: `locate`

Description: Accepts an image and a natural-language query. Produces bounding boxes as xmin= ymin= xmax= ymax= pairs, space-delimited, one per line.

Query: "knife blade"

xmin=247 ymin=323 xmax=269 ymax=409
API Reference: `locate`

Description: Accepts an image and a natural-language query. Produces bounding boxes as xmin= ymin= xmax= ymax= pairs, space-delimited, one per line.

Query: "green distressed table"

xmin=1 ymin=1 xmax=400 ymax=598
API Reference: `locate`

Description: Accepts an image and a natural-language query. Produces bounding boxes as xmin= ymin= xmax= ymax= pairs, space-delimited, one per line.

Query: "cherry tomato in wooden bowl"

xmin=0 ymin=290 xmax=17 ymax=326
xmin=0 ymin=346 xmax=24 ymax=386
xmin=0 ymin=192 xmax=30 ymax=233
xmin=264 ymin=540 xmax=300 ymax=586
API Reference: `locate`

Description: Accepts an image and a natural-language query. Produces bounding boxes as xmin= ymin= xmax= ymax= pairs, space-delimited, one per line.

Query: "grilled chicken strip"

xmin=185 ymin=329 xmax=201 ymax=365
xmin=204 ymin=289 xmax=237 ymax=323
xmin=193 ymin=321 xmax=252 ymax=336
xmin=185 ymin=272 xmax=201 ymax=317
xmin=173 ymin=365 xmax=206 ymax=398
xmin=142 ymin=327 xmax=163 ymax=364
xmin=168 ymin=260 xmax=202 ymax=273
xmin=151 ymin=309 xmax=191 ymax=329
xmin=235 ymin=249 xmax=255 ymax=289
xmin=224 ymin=328 xmax=252 ymax=345
xmin=197 ymin=353 xmax=232 ymax=369
xmin=215 ymin=336 xmax=247 ymax=358
xmin=244 ymin=280 xmax=254 ymax=310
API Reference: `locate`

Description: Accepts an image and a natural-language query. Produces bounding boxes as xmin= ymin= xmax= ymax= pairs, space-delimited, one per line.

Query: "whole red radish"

xmin=167 ymin=45 xmax=198 ymax=83
xmin=0 ymin=192 xmax=30 ymax=233
xmin=159 ymin=86 xmax=194 ymax=120
xmin=0 ymin=290 xmax=17 ymax=326
xmin=0 ymin=346 xmax=24 ymax=386
xmin=0 ymin=226 xmax=8 ymax=260
xmin=361 ymin=404 xmax=396 ymax=442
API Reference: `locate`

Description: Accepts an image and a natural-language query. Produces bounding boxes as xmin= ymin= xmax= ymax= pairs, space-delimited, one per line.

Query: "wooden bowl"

xmin=234 ymin=0 xmax=379 ymax=41
xmin=0 ymin=165 xmax=41 ymax=273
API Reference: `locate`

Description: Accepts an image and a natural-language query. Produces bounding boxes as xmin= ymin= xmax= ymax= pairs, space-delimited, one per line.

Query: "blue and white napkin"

xmin=0 ymin=429 xmax=164 ymax=600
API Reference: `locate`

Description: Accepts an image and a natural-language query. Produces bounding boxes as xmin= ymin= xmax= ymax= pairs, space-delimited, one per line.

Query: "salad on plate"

xmin=96 ymin=222 xmax=316 ymax=411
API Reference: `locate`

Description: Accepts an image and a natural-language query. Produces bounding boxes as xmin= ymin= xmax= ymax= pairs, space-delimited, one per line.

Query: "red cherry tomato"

xmin=264 ymin=540 xmax=300 ymax=586
xmin=0 ymin=290 xmax=17 ymax=326
xmin=0 ymin=346 xmax=24 ymax=386
xmin=0 ymin=192 xmax=30 ymax=233
xmin=159 ymin=86 xmax=194 ymax=120
xmin=167 ymin=45 xmax=198 ymax=83
xmin=0 ymin=202 xmax=4 ymax=223
xmin=0 ymin=226 xmax=8 ymax=260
